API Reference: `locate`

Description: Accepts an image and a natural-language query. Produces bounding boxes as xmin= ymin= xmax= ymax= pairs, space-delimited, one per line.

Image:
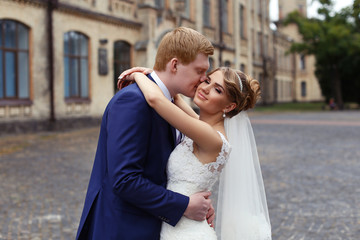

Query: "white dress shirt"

xmin=150 ymin=71 xmax=181 ymax=144
xmin=150 ymin=71 xmax=172 ymax=101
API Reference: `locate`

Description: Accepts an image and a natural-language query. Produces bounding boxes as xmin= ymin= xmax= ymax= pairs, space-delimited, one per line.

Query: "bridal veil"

xmin=215 ymin=111 xmax=272 ymax=240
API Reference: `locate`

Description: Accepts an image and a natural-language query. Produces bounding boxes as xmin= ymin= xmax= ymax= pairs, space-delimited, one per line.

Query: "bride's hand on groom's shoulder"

xmin=184 ymin=192 xmax=213 ymax=222
xmin=117 ymin=67 xmax=153 ymax=90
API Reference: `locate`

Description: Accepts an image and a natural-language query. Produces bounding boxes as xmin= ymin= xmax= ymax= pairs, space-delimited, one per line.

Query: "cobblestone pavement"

xmin=0 ymin=111 xmax=359 ymax=239
xmin=251 ymin=111 xmax=360 ymax=240
xmin=0 ymin=128 xmax=98 ymax=240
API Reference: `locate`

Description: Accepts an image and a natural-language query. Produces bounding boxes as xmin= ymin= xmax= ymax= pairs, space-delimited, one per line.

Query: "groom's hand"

xmin=184 ymin=192 xmax=212 ymax=221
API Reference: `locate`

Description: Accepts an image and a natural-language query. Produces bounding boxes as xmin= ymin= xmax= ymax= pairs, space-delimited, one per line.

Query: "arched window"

xmin=114 ymin=41 xmax=131 ymax=92
xmin=64 ymin=31 xmax=89 ymax=99
xmin=0 ymin=19 xmax=30 ymax=100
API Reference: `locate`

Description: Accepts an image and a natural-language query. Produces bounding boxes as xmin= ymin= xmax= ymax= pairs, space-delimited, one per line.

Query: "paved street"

xmin=0 ymin=111 xmax=359 ymax=239
xmin=251 ymin=111 xmax=360 ymax=240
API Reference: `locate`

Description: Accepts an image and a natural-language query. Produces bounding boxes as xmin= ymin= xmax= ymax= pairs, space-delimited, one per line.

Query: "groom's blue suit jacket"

xmin=76 ymin=75 xmax=189 ymax=240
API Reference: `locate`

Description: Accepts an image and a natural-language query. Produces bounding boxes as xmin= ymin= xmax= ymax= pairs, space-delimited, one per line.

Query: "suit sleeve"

xmin=106 ymin=89 xmax=188 ymax=226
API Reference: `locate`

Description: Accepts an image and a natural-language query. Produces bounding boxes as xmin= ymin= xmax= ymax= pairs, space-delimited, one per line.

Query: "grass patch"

xmin=253 ymin=102 xmax=325 ymax=112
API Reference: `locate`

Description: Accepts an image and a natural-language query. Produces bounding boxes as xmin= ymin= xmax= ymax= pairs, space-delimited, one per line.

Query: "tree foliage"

xmin=284 ymin=0 xmax=360 ymax=108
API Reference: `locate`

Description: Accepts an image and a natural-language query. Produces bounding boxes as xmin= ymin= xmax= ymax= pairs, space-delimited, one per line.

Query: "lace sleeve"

xmin=207 ymin=131 xmax=232 ymax=173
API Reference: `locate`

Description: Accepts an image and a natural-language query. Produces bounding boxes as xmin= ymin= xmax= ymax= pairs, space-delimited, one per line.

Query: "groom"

xmin=76 ymin=27 xmax=215 ymax=239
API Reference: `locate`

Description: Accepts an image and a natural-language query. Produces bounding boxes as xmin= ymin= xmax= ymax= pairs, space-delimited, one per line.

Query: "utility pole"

xmin=260 ymin=0 xmax=268 ymax=104
xmin=47 ymin=0 xmax=57 ymax=124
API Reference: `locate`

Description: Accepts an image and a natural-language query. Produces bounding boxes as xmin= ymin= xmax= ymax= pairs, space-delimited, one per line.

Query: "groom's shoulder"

xmin=108 ymin=84 xmax=148 ymax=110
xmin=114 ymin=83 xmax=144 ymax=100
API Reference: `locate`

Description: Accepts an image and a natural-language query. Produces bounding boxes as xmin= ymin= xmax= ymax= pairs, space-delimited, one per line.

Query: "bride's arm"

xmin=131 ymin=72 xmax=222 ymax=152
xmin=173 ymin=94 xmax=199 ymax=119
xmin=118 ymin=67 xmax=198 ymax=119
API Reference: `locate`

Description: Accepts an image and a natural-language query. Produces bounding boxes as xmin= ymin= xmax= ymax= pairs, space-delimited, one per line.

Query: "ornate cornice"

xmin=9 ymin=0 xmax=142 ymax=29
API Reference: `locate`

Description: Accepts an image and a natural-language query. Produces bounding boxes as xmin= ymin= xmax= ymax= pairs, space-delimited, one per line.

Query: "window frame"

xmin=63 ymin=31 xmax=90 ymax=101
xmin=300 ymin=54 xmax=306 ymax=70
xmin=113 ymin=40 xmax=131 ymax=93
xmin=222 ymin=0 xmax=229 ymax=33
xmin=203 ymin=0 xmax=211 ymax=27
xmin=301 ymin=81 xmax=307 ymax=97
xmin=240 ymin=4 xmax=246 ymax=39
xmin=0 ymin=19 xmax=31 ymax=104
xmin=155 ymin=0 xmax=165 ymax=25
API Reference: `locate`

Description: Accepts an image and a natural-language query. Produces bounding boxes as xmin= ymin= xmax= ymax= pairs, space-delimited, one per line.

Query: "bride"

xmin=119 ymin=67 xmax=271 ymax=240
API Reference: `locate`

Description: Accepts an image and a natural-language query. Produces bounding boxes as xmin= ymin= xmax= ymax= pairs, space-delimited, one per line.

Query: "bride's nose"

xmin=202 ymin=84 xmax=210 ymax=94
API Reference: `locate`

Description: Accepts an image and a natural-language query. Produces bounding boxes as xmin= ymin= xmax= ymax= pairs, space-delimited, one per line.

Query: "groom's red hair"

xmin=154 ymin=27 xmax=214 ymax=71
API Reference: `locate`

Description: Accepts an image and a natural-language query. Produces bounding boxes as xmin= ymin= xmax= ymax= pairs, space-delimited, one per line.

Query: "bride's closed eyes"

xmin=204 ymin=77 xmax=224 ymax=94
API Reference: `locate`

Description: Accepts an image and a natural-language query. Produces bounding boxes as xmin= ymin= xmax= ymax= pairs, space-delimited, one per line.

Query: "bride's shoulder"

xmin=216 ymin=131 xmax=231 ymax=147
xmin=215 ymin=131 xmax=231 ymax=159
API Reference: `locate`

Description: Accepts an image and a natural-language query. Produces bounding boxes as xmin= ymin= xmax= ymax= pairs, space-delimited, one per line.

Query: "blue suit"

xmin=76 ymin=75 xmax=189 ymax=239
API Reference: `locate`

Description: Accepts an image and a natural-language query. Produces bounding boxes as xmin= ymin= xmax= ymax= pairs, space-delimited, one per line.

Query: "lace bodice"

xmin=160 ymin=131 xmax=231 ymax=240
xmin=166 ymin=131 xmax=231 ymax=196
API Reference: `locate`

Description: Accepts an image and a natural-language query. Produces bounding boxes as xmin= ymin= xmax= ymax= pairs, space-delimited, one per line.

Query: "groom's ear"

xmin=169 ymin=58 xmax=178 ymax=73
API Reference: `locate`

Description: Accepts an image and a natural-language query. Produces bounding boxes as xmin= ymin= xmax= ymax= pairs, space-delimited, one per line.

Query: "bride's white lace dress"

xmin=160 ymin=131 xmax=231 ymax=240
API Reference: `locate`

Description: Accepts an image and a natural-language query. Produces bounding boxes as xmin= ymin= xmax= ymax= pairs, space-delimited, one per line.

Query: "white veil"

xmin=215 ymin=111 xmax=272 ymax=240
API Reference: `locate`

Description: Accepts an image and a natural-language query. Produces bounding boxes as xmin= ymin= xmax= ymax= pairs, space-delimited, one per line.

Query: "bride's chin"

xmin=193 ymin=98 xmax=201 ymax=106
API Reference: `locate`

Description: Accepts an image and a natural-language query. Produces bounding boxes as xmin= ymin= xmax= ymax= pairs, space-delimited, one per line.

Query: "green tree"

xmin=284 ymin=0 xmax=360 ymax=109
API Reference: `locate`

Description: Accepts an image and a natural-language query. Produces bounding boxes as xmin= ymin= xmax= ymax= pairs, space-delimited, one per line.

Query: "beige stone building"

xmin=0 ymin=0 xmax=144 ymax=130
xmin=273 ymin=30 xmax=295 ymax=102
xmin=275 ymin=0 xmax=323 ymax=102
xmin=0 ymin=0 xmax=322 ymax=130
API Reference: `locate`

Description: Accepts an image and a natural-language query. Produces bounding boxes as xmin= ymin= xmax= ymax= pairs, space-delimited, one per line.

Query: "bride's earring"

xmin=223 ymin=111 xmax=226 ymax=118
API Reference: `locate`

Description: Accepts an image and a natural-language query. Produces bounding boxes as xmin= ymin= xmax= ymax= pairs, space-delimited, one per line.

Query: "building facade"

xmin=275 ymin=0 xmax=323 ymax=102
xmin=0 ymin=0 xmax=322 ymax=131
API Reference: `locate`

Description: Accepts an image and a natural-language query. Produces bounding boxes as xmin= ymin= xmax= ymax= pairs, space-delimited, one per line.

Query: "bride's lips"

xmin=197 ymin=91 xmax=207 ymax=100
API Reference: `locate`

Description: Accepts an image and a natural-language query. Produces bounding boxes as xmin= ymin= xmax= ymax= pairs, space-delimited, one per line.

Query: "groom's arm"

xmin=106 ymin=88 xmax=188 ymax=226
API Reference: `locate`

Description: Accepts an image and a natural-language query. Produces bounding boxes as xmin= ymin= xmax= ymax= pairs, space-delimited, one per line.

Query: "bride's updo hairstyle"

xmin=209 ymin=67 xmax=261 ymax=118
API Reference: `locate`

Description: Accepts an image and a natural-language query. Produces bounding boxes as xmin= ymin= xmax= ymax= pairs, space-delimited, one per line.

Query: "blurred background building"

xmin=0 ymin=0 xmax=323 ymax=131
xmin=275 ymin=0 xmax=322 ymax=104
